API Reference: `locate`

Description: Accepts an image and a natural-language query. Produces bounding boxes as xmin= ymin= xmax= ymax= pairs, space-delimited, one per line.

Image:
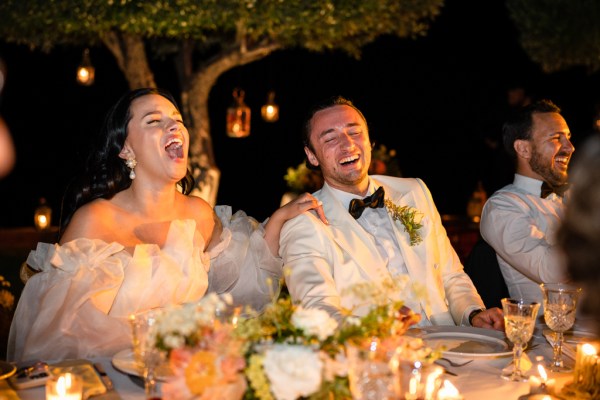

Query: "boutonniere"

xmin=384 ymin=199 xmax=424 ymax=246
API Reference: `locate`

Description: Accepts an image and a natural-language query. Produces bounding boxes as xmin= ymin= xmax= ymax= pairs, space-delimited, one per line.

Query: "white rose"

xmin=291 ymin=307 xmax=338 ymax=340
xmin=263 ymin=344 xmax=323 ymax=400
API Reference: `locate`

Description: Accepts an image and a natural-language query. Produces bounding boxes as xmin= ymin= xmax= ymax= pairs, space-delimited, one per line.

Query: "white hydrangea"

xmin=263 ymin=344 xmax=323 ymax=400
xmin=291 ymin=307 xmax=338 ymax=341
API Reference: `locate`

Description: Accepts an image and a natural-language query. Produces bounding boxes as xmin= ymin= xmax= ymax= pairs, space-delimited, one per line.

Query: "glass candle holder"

xmin=45 ymin=373 xmax=83 ymax=400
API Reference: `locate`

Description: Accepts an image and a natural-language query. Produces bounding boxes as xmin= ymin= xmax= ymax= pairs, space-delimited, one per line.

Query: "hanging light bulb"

xmin=261 ymin=91 xmax=279 ymax=122
xmin=226 ymin=88 xmax=251 ymax=138
xmin=76 ymin=48 xmax=95 ymax=86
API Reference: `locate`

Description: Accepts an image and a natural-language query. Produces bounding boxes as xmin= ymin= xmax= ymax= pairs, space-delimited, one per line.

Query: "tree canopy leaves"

xmin=507 ymin=0 xmax=600 ymax=73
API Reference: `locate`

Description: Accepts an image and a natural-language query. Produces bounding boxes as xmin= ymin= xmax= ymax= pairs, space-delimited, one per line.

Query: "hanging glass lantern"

xmin=76 ymin=48 xmax=95 ymax=86
xmin=226 ymin=88 xmax=251 ymax=138
xmin=261 ymin=91 xmax=279 ymax=122
xmin=34 ymin=197 xmax=52 ymax=231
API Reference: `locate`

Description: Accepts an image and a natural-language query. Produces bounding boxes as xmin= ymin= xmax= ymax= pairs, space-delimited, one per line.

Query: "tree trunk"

xmin=101 ymin=32 xmax=156 ymax=89
xmin=184 ymin=43 xmax=280 ymax=205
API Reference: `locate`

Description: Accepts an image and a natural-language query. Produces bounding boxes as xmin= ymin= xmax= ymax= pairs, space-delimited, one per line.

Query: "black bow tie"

xmin=349 ymin=186 xmax=385 ymax=219
xmin=541 ymin=181 xmax=569 ymax=198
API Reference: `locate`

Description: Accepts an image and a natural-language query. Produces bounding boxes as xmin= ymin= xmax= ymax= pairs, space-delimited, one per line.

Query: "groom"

xmin=279 ymin=96 xmax=504 ymax=330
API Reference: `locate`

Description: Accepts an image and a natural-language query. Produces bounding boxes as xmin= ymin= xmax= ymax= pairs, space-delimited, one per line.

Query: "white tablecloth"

xmin=10 ymin=326 xmax=582 ymax=400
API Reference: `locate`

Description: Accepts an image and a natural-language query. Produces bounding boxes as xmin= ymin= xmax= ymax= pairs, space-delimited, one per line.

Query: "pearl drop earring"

xmin=125 ymin=157 xmax=137 ymax=180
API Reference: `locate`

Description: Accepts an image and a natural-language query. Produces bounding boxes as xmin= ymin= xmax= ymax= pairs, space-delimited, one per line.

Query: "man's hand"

xmin=472 ymin=307 xmax=504 ymax=331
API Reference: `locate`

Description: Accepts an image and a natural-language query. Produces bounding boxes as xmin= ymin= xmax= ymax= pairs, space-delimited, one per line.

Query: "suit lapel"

xmin=372 ymin=179 xmax=434 ymax=314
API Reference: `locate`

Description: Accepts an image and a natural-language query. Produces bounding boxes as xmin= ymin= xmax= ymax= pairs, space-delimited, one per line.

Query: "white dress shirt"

xmin=480 ymin=174 xmax=569 ymax=306
xmin=331 ymin=182 xmax=430 ymax=325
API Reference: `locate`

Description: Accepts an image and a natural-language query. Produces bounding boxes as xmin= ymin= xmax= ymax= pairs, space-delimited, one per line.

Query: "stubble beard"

xmin=529 ymin=148 xmax=568 ymax=186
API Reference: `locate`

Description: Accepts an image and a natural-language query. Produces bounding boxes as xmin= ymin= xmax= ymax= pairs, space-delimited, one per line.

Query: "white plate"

xmin=111 ymin=349 xmax=172 ymax=381
xmin=407 ymin=326 xmax=513 ymax=358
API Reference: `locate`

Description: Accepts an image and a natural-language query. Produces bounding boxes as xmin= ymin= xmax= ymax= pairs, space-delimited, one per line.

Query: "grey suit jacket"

xmin=279 ymin=175 xmax=485 ymax=325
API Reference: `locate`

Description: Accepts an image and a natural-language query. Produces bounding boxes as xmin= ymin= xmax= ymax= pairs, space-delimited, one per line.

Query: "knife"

xmin=93 ymin=362 xmax=114 ymax=391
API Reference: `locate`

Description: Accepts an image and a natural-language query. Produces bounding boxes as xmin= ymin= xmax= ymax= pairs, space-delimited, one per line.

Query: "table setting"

xmin=2 ymin=281 xmax=598 ymax=400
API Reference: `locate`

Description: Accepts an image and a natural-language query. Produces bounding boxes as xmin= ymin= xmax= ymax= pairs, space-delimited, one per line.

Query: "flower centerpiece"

xmin=0 ymin=275 xmax=14 ymax=311
xmin=150 ymin=277 xmax=441 ymax=400
xmin=0 ymin=274 xmax=15 ymax=342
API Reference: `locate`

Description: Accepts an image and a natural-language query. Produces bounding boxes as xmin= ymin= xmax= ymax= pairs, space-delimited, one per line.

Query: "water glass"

xmin=540 ymin=283 xmax=582 ymax=372
xmin=397 ymin=360 xmax=444 ymax=400
xmin=129 ymin=309 xmax=165 ymax=399
xmin=501 ymin=298 xmax=540 ymax=381
xmin=346 ymin=337 xmax=400 ymax=400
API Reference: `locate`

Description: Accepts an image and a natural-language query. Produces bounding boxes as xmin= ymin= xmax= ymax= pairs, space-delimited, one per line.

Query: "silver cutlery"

xmin=436 ymin=358 xmax=474 ymax=367
xmin=93 ymin=362 xmax=114 ymax=391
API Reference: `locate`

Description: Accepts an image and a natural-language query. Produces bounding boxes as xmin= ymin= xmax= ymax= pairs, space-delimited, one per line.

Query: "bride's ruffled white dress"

xmin=7 ymin=206 xmax=281 ymax=362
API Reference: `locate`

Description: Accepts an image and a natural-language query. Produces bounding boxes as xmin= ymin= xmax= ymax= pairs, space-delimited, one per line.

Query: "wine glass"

xmin=129 ymin=309 xmax=165 ymax=399
xmin=540 ymin=283 xmax=582 ymax=372
xmin=501 ymin=298 xmax=540 ymax=381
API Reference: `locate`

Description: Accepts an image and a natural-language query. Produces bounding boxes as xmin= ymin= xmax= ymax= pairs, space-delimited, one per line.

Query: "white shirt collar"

xmin=327 ymin=179 xmax=378 ymax=211
xmin=513 ymin=174 xmax=544 ymax=196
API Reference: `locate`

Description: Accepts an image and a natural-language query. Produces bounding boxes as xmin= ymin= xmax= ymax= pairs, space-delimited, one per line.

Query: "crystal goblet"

xmin=540 ymin=283 xmax=582 ymax=372
xmin=501 ymin=298 xmax=540 ymax=382
xmin=129 ymin=309 xmax=165 ymax=399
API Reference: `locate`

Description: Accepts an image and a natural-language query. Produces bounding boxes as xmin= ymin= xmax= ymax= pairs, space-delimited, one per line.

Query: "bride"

xmin=7 ymin=87 xmax=325 ymax=362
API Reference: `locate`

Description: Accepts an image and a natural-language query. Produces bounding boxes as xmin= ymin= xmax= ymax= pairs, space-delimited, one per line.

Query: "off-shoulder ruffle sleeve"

xmin=8 ymin=219 xmax=210 ymax=362
xmin=207 ymin=205 xmax=283 ymax=313
xmin=7 ymin=239 xmax=131 ymax=362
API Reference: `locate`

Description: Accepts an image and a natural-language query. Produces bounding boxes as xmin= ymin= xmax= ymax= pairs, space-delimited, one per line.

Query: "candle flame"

xmin=537 ymin=364 xmax=548 ymax=381
xmin=438 ymin=379 xmax=460 ymax=396
xmin=409 ymin=376 xmax=418 ymax=394
xmin=582 ymin=343 xmax=597 ymax=356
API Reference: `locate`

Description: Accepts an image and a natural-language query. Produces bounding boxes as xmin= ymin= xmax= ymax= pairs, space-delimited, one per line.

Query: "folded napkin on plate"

xmin=50 ymin=359 xmax=107 ymax=399
xmin=543 ymin=331 xmax=577 ymax=360
xmin=501 ymin=352 xmax=532 ymax=375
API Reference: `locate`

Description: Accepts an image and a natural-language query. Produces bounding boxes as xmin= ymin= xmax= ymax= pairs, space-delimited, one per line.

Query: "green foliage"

xmin=0 ymin=0 xmax=444 ymax=57
xmin=507 ymin=0 xmax=600 ymax=73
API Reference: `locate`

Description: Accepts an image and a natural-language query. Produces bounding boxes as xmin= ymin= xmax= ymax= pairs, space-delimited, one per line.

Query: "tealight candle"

xmin=528 ymin=364 xmax=555 ymax=395
xmin=436 ymin=379 xmax=464 ymax=400
xmin=45 ymin=373 xmax=83 ymax=400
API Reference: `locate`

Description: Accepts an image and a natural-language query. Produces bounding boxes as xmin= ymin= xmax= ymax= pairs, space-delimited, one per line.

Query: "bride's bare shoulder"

xmin=59 ymin=199 xmax=120 ymax=244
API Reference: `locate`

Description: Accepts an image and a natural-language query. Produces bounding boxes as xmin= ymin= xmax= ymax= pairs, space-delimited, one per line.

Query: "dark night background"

xmin=1 ymin=0 xmax=599 ymax=228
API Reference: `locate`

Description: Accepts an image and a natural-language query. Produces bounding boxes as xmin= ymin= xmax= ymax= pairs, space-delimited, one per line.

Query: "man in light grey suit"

xmin=279 ymin=96 xmax=504 ymax=330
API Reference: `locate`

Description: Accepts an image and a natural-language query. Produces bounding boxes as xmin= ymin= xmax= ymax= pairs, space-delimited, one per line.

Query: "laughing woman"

xmin=7 ymin=87 xmax=325 ymax=362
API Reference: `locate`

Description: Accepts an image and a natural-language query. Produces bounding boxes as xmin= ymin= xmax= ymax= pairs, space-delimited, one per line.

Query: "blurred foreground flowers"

xmin=151 ymin=277 xmax=440 ymax=400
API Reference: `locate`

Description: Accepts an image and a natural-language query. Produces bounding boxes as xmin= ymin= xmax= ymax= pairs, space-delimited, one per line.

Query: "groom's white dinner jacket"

xmin=279 ymin=175 xmax=485 ymax=326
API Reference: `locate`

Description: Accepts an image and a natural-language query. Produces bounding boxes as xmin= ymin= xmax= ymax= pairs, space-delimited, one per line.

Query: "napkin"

xmin=50 ymin=359 xmax=107 ymax=400
xmin=543 ymin=331 xmax=577 ymax=360
xmin=501 ymin=352 xmax=532 ymax=375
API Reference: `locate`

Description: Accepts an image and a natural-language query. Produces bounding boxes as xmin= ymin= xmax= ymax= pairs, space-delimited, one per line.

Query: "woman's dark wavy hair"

xmin=59 ymin=87 xmax=194 ymax=237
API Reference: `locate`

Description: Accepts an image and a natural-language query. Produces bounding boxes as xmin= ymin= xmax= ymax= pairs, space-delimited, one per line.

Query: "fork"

xmin=436 ymin=358 xmax=474 ymax=367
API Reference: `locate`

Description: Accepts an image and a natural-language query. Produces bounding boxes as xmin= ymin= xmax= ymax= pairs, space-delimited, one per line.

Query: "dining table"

xmin=3 ymin=323 xmax=593 ymax=400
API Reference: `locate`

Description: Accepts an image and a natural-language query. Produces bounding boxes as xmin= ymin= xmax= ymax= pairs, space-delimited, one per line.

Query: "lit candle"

xmin=36 ymin=215 xmax=49 ymax=229
xmin=528 ymin=364 xmax=555 ymax=395
xmin=424 ymin=367 xmax=443 ymax=400
xmin=405 ymin=375 xmax=419 ymax=400
xmin=437 ymin=380 xmax=464 ymax=400
xmin=572 ymin=343 xmax=599 ymax=392
xmin=46 ymin=373 xmax=83 ymax=400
